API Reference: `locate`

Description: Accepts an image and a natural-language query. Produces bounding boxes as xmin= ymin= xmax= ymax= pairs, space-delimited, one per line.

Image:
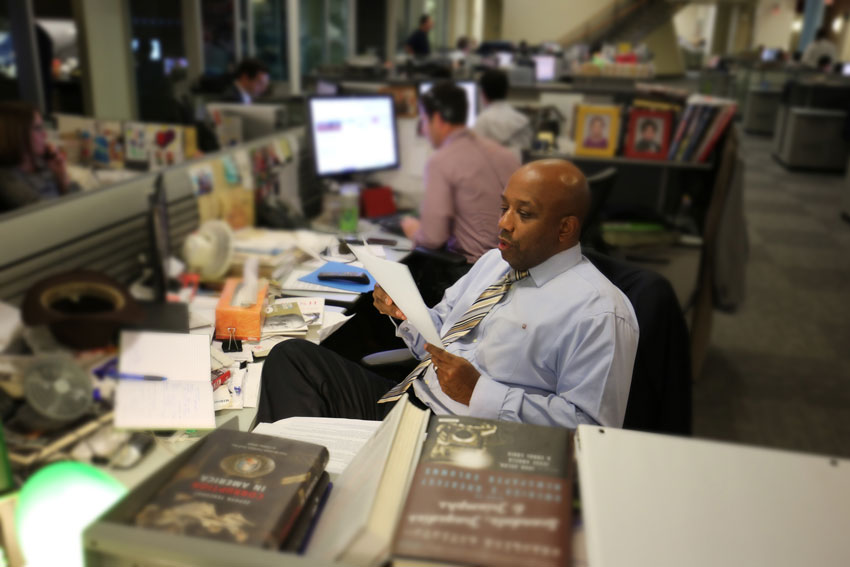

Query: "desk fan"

xmin=182 ymin=220 xmax=234 ymax=281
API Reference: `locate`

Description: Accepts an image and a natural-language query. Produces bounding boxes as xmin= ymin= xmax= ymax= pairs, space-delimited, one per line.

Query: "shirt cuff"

xmin=468 ymin=374 xmax=509 ymax=421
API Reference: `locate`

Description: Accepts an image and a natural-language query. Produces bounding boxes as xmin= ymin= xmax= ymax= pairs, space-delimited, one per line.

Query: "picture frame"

xmin=624 ymin=108 xmax=673 ymax=160
xmin=574 ymin=105 xmax=621 ymax=158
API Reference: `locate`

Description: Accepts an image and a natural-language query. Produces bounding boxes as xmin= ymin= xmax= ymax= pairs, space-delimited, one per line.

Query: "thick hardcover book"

xmin=134 ymin=428 xmax=329 ymax=548
xmin=392 ymin=415 xmax=573 ymax=567
xmin=666 ymin=104 xmax=696 ymax=160
xmin=281 ymin=471 xmax=332 ymax=553
xmin=694 ymin=104 xmax=737 ymax=163
xmin=681 ymin=106 xmax=718 ymax=162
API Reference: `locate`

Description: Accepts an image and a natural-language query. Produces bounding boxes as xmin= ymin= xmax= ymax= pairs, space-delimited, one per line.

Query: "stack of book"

xmin=667 ymin=94 xmax=737 ymax=163
xmin=132 ymin=428 xmax=331 ymax=553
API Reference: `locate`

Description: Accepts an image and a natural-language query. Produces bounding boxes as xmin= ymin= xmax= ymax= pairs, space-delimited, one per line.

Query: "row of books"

xmin=125 ymin=396 xmax=574 ymax=567
xmin=666 ymin=95 xmax=738 ymax=163
xmin=572 ymin=95 xmax=736 ymax=164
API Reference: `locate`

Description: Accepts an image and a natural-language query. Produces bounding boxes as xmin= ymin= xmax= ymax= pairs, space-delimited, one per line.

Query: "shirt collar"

xmin=527 ymin=243 xmax=583 ymax=287
xmin=441 ymin=127 xmax=470 ymax=147
xmin=234 ymin=81 xmax=251 ymax=104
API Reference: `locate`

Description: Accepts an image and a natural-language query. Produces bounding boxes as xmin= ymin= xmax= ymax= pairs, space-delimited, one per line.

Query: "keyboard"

xmin=372 ymin=213 xmax=407 ymax=236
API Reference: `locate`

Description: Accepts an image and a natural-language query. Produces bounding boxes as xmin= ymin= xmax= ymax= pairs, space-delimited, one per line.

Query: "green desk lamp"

xmin=15 ymin=462 xmax=126 ymax=567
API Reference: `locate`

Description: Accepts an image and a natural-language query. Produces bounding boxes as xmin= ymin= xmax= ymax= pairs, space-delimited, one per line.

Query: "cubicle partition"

xmin=0 ymin=128 xmax=306 ymax=306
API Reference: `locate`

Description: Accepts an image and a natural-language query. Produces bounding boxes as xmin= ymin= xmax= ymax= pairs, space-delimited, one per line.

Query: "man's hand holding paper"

xmin=350 ymin=245 xmax=443 ymax=348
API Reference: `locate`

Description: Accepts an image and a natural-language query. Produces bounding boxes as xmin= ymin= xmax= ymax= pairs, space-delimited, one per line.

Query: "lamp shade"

xmin=15 ymin=462 xmax=126 ymax=567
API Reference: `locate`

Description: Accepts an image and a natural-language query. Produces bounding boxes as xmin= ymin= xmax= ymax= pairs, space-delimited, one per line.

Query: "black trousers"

xmin=257 ymin=339 xmax=409 ymax=423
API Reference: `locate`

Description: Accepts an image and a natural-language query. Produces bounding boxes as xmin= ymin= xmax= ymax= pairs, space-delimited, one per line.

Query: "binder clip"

xmin=221 ymin=327 xmax=242 ymax=353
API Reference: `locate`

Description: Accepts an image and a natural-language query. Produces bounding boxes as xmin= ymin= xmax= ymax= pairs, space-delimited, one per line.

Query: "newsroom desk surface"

xmin=106 ymin=223 xmax=412 ymax=490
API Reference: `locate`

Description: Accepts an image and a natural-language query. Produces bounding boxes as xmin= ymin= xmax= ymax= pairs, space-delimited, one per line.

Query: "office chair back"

xmin=581 ymin=167 xmax=618 ymax=252
xmin=584 ymin=249 xmax=692 ymax=435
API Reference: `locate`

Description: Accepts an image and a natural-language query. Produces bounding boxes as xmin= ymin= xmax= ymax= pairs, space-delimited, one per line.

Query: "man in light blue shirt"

xmin=258 ymin=159 xmax=638 ymax=428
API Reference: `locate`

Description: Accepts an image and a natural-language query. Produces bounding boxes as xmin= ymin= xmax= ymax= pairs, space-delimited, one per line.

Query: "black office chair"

xmin=584 ymin=249 xmax=692 ymax=434
xmin=581 ymin=167 xmax=618 ymax=254
xmin=362 ymin=250 xmax=692 ymax=435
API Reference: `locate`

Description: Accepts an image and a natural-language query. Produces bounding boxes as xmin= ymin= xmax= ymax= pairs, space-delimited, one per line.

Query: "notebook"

xmin=115 ymin=331 xmax=214 ymax=430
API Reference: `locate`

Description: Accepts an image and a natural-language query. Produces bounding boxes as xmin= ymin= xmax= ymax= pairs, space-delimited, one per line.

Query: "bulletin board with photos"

xmin=186 ymin=135 xmax=295 ymax=231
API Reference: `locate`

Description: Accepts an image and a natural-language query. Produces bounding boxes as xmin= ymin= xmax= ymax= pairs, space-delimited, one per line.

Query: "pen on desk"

xmin=109 ymin=372 xmax=168 ymax=381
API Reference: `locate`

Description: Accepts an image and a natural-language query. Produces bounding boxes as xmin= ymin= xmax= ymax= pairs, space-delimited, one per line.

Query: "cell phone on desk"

xmin=340 ymin=236 xmax=397 ymax=246
xmin=318 ymin=272 xmax=370 ymax=284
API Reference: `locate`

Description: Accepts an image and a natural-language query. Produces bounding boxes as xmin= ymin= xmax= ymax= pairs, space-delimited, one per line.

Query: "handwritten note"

xmin=115 ymin=331 xmax=215 ymax=430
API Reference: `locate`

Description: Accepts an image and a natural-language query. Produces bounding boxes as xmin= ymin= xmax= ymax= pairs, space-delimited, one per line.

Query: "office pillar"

xmin=7 ymin=0 xmax=45 ymax=113
xmin=347 ymin=0 xmax=357 ymax=57
xmin=181 ymin=0 xmax=204 ymax=82
xmin=798 ymin=0 xmax=825 ymax=51
xmin=72 ymin=0 xmax=136 ymax=120
xmin=645 ymin=18 xmax=685 ymax=76
xmin=711 ymin=3 xmax=732 ymax=56
xmin=385 ymin=0 xmax=397 ymax=65
xmin=287 ymin=0 xmax=301 ymax=94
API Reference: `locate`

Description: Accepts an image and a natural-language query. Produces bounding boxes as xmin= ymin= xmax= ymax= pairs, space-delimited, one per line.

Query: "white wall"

xmin=500 ymin=0 xmax=606 ymax=44
xmin=674 ymin=4 xmax=717 ymax=54
xmin=752 ymin=0 xmax=795 ymax=50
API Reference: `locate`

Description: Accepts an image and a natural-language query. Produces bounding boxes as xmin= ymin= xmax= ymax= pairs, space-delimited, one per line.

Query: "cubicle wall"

xmin=0 ymin=128 xmax=306 ymax=306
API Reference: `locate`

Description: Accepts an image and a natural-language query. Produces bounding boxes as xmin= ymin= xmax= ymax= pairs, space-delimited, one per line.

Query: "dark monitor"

xmin=147 ymin=173 xmax=170 ymax=302
xmin=307 ymin=94 xmax=400 ymax=178
xmin=418 ymin=80 xmax=478 ymax=128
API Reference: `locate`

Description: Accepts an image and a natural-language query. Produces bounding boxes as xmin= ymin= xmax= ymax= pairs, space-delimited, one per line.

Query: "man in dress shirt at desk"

xmin=220 ymin=59 xmax=270 ymax=104
xmin=400 ymin=82 xmax=520 ymax=263
xmin=258 ymin=159 xmax=639 ymax=428
xmin=473 ymin=69 xmax=533 ymax=154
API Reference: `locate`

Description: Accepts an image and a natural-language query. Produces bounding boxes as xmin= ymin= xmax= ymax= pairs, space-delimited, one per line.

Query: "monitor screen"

xmin=308 ymin=95 xmax=400 ymax=177
xmin=496 ymin=52 xmax=514 ymax=68
xmin=418 ymin=80 xmax=478 ymax=128
xmin=316 ymin=80 xmax=339 ymax=95
xmin=842 ymin=62 xmax=850 ymax=76
xmin=761 ymin=48 xmax=779 ymax=62
xmin=533 ymin=55 xmax=557 ymax=81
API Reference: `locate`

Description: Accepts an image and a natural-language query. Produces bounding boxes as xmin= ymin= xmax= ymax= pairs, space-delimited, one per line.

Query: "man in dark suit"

xmin=220 ymin=59 xmax=270 ymax=104
xmin=405 ymin=14 xmax=433 ymax=58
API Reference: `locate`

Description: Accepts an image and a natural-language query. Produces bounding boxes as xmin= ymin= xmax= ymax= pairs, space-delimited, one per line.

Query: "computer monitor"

xmin=417 ymin=80 xmax=478 ymax=128
xmin=496 ymin=52 xmax=514 ymax=68
xmin=147 ymin=173 xmax=170 ymax=302
xmin=316 ymin=80 xmax=339 ymax=95
xmin=761 ymin=48 xmax=779 ymax=62
xmin=307 ymin=95 xmax=400 ymax=178
xmin=842 ymin=62 xmax=850 ymax=76
xmin=205 ymin=103 xmax=286 ymax=141
xmin=532 ymin=55 xmax=557 ymax=82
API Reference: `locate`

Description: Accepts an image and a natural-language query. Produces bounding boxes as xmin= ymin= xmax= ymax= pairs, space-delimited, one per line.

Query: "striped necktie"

xmin=378 ymin=268 xmax=529 ymax=403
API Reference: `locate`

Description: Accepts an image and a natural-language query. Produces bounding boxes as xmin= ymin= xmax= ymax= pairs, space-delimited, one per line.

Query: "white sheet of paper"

xmin=116 ymin=331 xmax=214 ymax=430
xmin=253 ymin=417 xmax=381 ymax=476
xmin=241 ymin=361 xmax=264 ymax=408
xmin=350 ymin=245 xmax=443 ymax=347
xmin=116 ymin=380 xmax=215 ymax=430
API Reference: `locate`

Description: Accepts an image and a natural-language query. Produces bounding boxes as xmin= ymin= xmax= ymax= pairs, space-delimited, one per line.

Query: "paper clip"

xmin=222 ymin=327 xmax=242 ymax=353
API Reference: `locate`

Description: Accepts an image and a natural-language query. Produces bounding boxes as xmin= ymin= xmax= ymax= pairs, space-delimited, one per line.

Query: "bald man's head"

xmin=497 ymin=159 xmax=589 ymax=271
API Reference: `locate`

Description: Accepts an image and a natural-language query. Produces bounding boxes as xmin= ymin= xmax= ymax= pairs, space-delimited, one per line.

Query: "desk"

xmin=108 ymin=223 xmax=411 ymax=490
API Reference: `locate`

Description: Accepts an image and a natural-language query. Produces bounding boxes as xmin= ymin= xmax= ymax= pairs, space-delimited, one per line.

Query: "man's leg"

xmin=257 ymin=339 xmax=399 ymax=423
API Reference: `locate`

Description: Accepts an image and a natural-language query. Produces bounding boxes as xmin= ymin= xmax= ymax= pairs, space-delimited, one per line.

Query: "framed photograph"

xmin=574 ymin=105 xmax=621 ymax=157
xmin=624 ymin=108 xmax=673 ymax=160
